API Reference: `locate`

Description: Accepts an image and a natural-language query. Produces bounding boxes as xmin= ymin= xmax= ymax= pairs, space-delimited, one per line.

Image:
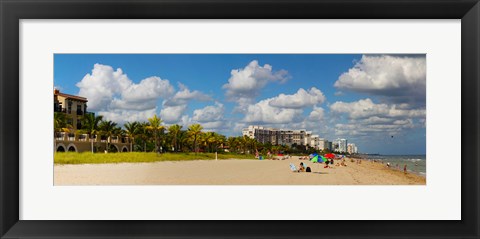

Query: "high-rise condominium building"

xmin=242 ymin=125 xmax=312 ymax=147
xmin=334 ymin=138 xmax=348 ymax=153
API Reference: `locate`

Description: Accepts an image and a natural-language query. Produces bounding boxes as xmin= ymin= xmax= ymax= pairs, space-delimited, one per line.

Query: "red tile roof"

xmin=55 ymin=92 xmax=88 ymax=102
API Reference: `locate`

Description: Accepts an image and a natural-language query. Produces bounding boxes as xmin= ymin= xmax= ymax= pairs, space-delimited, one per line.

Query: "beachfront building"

xmin=308 ymin=136 xmax=329 ymax=151
xmin=54 ymin=89 xmax=130 ymax=153
xmin=242 ymin=125 xmax=310 ymax=147
xmin=347 ymin=143 xmax=358 ymax=154
xmin=304 ymin=131 xmax=313 ymax=147
xmin=334 ymin=138 xmax=348 ymax=153
xmin=317 ymin=138 xmax=328 ymax=150
xmin=309 ymin=135 xmax=320 ymax=149
xmin=54 ymin=89 xmax=88 ymax=130
xmin=242 ymin=125 xmax=348 ymax=152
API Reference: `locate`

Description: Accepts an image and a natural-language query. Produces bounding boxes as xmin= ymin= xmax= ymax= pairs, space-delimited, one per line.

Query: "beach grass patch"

xmin=54 ymin=152 xmax=255 ymax=165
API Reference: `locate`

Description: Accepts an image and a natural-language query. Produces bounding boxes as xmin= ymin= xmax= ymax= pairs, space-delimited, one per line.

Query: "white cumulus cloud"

xmin=163 ymin=83 xmax=212 ymax=106
xmin=190 ymin=102 xmax=229 ymax=131
xmin=308 ymin=106 xmax=325 ymax=121
xmin=330 ymin=98 xmax=425 ymax=119
xmin=121 ymin=76 xmax=174 ymax=103
xmin=159 ymin=105 xmax=188 ymax=123
xmin=334 ymin=55 xmax=426 ymax=105
xmin=160 ymin=84 xmax=214 ymax=124
xmin=75 ymin=64 xmax=215 ymax=126
xmin=76 ymin=64 xmax=174 ymax=112
xmin=223 ymin=60 xmax=289 ymax=111
xmin=269 ymin=87 xmax=326 ymax=109
xmin=243 ymin=98 xmax=303 ymax=124
xmin=330 ymin=98 xmax=425 ymax=140
xmin=192 ymin=102 xmax=224 ymax=123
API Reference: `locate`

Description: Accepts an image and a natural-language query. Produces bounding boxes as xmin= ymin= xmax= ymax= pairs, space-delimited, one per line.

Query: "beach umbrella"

xmin=310 ymin=155 xmax=326 ymax=172
xmin=325 ymin=153 xmax=335 ymax=159
xmin=311 ymin=155 xmax=328 ymax=163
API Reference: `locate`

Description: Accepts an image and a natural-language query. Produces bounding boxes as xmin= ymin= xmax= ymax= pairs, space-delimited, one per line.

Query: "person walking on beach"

xmin=403 ymin=164 xmax=407 ymax=174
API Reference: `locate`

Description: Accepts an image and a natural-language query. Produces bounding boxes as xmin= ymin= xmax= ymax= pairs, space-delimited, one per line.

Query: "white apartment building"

xmin=317 ymin=138 xmax=329 ymax=150
xmin=242 ymin=125 xmax=310 ymax=147
xmin=334 ymin=138 xmax=348 ymax=153
xmin=242 ymin=125 xmax=351 ymax=152
xmin=310 ymin=135 xmax=320 ymax=149
xmin=347 ymin=143 xmax=358 ymax=154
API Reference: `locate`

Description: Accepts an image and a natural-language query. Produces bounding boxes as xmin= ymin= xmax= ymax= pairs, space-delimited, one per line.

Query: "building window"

xmin=77 ymin=104 xmax=83 ymax=115
xmin=67 ymin=100 xmax=72 ymax=114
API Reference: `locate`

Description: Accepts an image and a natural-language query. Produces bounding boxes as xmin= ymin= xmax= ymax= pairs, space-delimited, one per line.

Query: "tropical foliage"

xmin=54 ymin=112 xmax=72 ymax=134
xmin=67 ymin=113 xmax=336 ymax=155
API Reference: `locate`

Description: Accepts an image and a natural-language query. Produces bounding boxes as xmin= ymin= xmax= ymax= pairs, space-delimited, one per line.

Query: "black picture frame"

xmin=1 ymin=0 xmax=479 ymax=238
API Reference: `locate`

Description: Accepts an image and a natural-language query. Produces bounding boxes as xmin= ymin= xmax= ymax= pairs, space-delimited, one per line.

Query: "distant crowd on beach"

xmin=292 ymin=157 xmax=348 ymax=173
xmin=255 ymin=150 xmax=293 ymax=160
xmin=291 ymin=155 xmax=418 ymax=176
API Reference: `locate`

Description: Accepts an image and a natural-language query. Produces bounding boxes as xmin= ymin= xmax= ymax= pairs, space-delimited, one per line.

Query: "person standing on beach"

xmin=403 ymin=164 xmax=407 ymax=174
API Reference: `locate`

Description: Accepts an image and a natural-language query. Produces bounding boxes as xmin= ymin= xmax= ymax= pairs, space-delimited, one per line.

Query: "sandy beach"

xmin=54 ymin=156 xmax=426 ymax=185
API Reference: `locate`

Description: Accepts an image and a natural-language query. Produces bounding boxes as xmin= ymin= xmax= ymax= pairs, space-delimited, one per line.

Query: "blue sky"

xmin=54 ymin=54 xmax=426 ymax=154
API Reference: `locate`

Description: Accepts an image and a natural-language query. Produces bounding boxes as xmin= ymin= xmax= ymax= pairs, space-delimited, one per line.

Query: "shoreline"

xmin=54 ymin=156 xmax=426 ymax=185
xmin=356 ymin=157 xmax=426 ymax=178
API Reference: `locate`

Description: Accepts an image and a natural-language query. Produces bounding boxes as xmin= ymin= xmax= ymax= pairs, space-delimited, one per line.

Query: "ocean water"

xmin=364 ymin=155 xmax=426 ymax=176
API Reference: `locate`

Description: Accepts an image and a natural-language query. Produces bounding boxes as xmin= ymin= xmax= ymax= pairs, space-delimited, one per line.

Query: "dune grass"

xmin=54 ymin=152 xmax=255 ymax=165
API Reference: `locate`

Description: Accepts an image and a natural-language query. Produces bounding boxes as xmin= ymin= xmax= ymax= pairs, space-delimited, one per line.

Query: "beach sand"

xmin=54 ymin=156 xmax=426 ymax=185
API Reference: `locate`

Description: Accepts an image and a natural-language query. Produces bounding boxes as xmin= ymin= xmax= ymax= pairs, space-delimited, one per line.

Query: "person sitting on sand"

xmin=297 ymin=162 xmax=305 ymax=172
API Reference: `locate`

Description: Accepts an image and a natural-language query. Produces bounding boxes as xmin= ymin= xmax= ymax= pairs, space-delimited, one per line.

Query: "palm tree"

xmin=54 ymin=112 xmax=72 ymax=133
xmin=227 ymin=136 xmax=239 ymax=153
xmin=168 ymin=124 xmax=182 ymax=152
xmin=112 ymin=126 xmax=124 ymax=151
xmin=177 ymin=130 xmax=188 ymax=152
xmin=213 ymin=133 xmax=226 ymax=153
xmin=188 ymin=123 xmax=203 ymax=154
xmin=248 ymin=137 xmax=258 ymax=155
xmin=80 ymin=113 xmax=103 ymax=153
xmin=146 ymin=114 xmax=164 ymax=153
xmin=124 ymin=121 xmax=140 ymax=152
xmin=203 ymin=132 xmax=216 ymax=152
xmin=53 ymin=112 xmax=72 ymax=151
xmin=138 ymin=122 xmax=151 ymax=152
xmin=99 ymin=120 xmax=117 ymax=152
